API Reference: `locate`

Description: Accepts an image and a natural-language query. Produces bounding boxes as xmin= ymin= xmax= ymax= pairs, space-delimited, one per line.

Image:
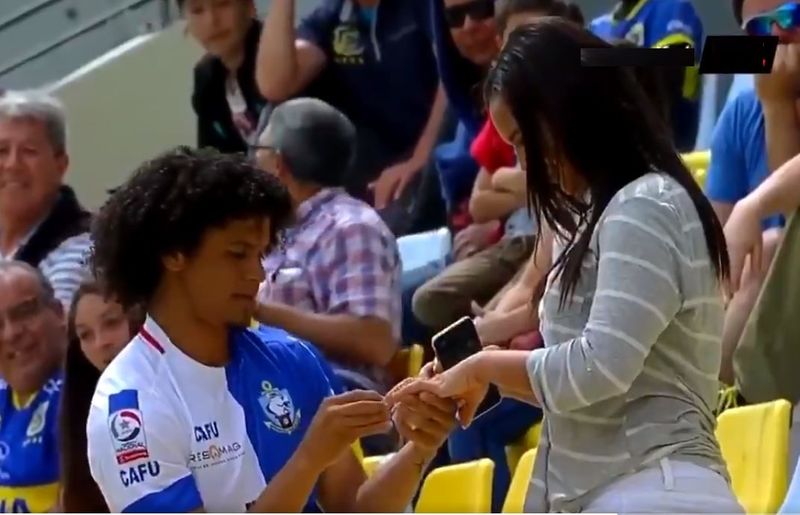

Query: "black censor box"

xmin=582 ymin=35 xmax=779 ymax=74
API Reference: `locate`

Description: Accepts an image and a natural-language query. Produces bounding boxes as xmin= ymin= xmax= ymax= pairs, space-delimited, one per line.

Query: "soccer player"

xmin=86 ymin=147 xmax=456 ymax=513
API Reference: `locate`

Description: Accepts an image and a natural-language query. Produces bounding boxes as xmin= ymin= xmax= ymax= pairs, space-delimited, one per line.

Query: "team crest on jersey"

xmin=258 ymin=381 xmax=301 ymax=434
xmin=23 ymin=401 xmax=49 ymax=446
xmin=108 ymin=390 xmax=150 ymax=465
xmin=332 ymin=24 xmax=365 ymax=64
xmin=625 ymin=22 xmax=645 ymax=46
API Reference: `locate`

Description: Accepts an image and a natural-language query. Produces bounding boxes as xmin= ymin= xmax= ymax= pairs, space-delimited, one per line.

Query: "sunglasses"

xmin=743 ymin=1 xmax=800 ymax=36
xmin=444 ymin=0 xmax=495 ymax=28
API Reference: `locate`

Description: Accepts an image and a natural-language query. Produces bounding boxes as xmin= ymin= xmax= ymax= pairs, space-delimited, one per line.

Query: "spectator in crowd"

xmin=590 ymin=0 xmax=703 ymax=151
xmin=0 ymin=91 xmax=92 ymax=308
xmin=253 ymin=98 xmax=400 ymax=397
xmin=86 ymin=147 xmax=455 ymax=513
xmin=59 ymin=281 xmax=143 ymax=512
xmin=710 ymin=0 xmax=800 ymax=385
xmin=0 ymin=261 xmax=66 ymax=513
xmin=427 ymin=0 xmax=583 ymax=264
xmin=413 ymin=0 xmax=583 ymax=334
xmin=393 ymin=19 xmax=741 ymax=513
xmin=183 ymin=0 xmax=267 ymax=154
xmin=256 ymin=0 xmax=446 ymax=230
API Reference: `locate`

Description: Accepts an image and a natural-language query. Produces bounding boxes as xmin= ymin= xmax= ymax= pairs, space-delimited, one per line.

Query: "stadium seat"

xmin=415 ymin=458 xmax=494 ymax=513
xmin=502 ymin=447 xmax=537 ymax=513
xmin=681 ymin=150 xmax=710 ymax=186
xmin=362 ymin=455 xmax=388 ymax=477
xmin=716 ymin=399 xmax=791 ymax=513
xmin=352 ymin=440 xmax=365 ymax=462
xmin=505 ymin=422 xmax=542 ymax=473
xmin=405 ymin=343 xmax=425 ymax=377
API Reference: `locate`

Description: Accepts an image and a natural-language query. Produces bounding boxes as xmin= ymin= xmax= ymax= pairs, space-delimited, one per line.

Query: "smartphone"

xmin=431 ymin=317 xmax=501 ymax=420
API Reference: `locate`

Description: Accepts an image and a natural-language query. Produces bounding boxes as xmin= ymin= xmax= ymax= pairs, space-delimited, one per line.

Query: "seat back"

xmin=716 ymin=399 xmax=791 ymax=513
xmin=415 ymin=458 xmax=494 ymax=513
xmin=502 ymin=448 xmax=538 ymax=513
xmin=505 ymin=422 xmax=542 ymax=473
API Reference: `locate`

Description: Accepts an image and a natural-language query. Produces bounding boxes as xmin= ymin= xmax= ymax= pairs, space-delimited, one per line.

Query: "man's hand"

xmin=453 ymin=221 xmax=500 ymax=261
xmin=756 ymin=43 xmax=800 ymax=104
xmin=296 ymin=390 xmax=392 ymax=470
xmin=370 ymin=161 xmax=421 ymax=209
xmin=388 ymin=356 xmax=489 ymax=428
xmin=724 ymin=197 xmax=765 ymax=294
xmin=391 ymin=392 xmax=457 ymax=459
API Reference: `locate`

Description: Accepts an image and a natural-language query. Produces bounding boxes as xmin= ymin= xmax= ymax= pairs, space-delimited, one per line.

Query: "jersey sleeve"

xmin=87 ymin=389 xmax=203 ymax=513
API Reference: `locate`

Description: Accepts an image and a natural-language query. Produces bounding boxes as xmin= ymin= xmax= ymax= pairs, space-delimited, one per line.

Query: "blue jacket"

xmin=428 ymin=0 xmax=485 ymax=210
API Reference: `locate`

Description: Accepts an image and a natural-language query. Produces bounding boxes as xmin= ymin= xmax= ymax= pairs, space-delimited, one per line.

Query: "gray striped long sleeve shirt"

xmin=525 ymin=173 xmax=728 ymax=512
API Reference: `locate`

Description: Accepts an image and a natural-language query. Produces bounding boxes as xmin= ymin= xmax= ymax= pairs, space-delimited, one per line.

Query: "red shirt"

xmin=470 ymin=118 xmax=516 ymax=174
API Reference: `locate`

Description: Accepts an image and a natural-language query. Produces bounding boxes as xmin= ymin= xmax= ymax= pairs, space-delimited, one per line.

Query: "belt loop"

xmin=659 ymin=457 xmax=675 ymax=491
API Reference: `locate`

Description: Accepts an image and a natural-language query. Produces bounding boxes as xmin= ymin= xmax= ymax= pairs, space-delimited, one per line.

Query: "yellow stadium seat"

xmin=682 ymin=150 xmax=710 ymax=171
xmin=505 ymin=422 xmax=542 ymax=473
xmin=716 ymin=399 xmax=791 ymax=513
xmin=407 ymin=343 xmax=425 ymax=377
xmin=502 ymin=448 xmax=537 ymax=513
xmin=415 ymin=459 xmax=494 ymax=513
xmin=681 ymin=150 xmax=710 ymax=187
xmin=362 ymin=455 xmax=383 ymax=477
xmin=352 ymin=440 xmax=364 ymax=462
xmin=692 ymin=168 xmax=707 ymax=187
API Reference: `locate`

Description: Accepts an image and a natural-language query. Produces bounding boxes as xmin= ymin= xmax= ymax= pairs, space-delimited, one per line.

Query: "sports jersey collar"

xmin=139 ymin=316 xmax=170 ymax=355
xmin=137 ymin=315 xmax=237 ymax=377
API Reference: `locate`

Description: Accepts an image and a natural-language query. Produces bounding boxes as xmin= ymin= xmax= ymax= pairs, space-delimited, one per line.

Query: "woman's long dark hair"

xmin=59 ymin=282 xmax=143 ymax=512
xmin=484 ymin=19 xmax=729 ymax=307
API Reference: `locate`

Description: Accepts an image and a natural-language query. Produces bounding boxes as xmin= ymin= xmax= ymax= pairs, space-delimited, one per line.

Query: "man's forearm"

xmin=256 ymin=0 xmax=299 ymax=99
xmin=410 ymin=86 xmax=447 ymax=166
xmin=749 ymin=150 xmax=800 ymax=219
xmin=355 ymin=442 xmax=433 ymax=512
xmin=763 ymin=101 xmax=800 ymax=173
xmin=249 ymin=447 xmax=323 ymax=512
xmin=255 ymin=302 xmax=395 ymax=365
xmin=469 ymin=191 xmax=522 ymax=223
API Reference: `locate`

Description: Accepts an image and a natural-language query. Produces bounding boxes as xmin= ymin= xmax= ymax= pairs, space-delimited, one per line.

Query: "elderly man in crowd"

xmin=253 ymin=98 xmax=401 ymax=395
xmin=0 ymin=261 xmax=67 ymax=513
xmin=0 ymin=91 xmax=91 ymax=308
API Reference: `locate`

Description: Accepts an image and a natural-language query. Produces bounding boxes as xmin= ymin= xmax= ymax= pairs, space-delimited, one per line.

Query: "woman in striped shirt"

xmin=391 ymin=18 xmax=742 ymax=513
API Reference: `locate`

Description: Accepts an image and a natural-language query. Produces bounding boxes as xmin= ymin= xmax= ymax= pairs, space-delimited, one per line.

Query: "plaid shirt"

xmin=259 ymin=188 xmax=402 ymax=390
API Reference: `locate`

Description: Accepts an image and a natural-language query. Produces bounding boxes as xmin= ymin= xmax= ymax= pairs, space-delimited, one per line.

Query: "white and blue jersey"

xmin=87 ymin=317 xmax=340 ymax=513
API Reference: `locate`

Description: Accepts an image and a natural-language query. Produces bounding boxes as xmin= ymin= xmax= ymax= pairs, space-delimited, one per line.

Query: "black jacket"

xmin=15 ymin=185 xmax=92 ymax=267
xmin=192 ymin=20 xmax=266 ymax=154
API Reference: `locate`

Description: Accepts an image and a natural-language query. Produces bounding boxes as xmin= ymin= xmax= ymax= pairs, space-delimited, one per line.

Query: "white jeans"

xmin=580 ymin=458 xmax=744 ymax=513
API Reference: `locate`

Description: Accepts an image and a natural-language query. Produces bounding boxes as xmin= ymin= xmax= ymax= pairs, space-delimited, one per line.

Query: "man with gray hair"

xmin=253 ymin=98 xmax=402 ymax=424
xmin=0 ymin=90 xmax=91 ymax=308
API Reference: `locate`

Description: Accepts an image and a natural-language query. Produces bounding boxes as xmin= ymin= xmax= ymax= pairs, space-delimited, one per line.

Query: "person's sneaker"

xmin=715 ymin=385 xmax=746 ymax=415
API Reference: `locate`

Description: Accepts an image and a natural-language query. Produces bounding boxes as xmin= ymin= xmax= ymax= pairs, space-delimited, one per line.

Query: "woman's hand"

xmin=474 ymin=311 xmax=513 ymax=345
xmin=724 ymin=197 xmax=764 ymax=293
xmin=387 ymin=355 xmax=489 ymax=428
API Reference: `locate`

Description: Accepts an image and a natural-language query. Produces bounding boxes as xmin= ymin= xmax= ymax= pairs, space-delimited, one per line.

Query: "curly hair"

xmin=90 ymin=146 xmax=292 ymax=309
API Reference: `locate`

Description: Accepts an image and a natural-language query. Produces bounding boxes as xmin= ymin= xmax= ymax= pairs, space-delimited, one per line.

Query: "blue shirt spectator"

xmin=706 ymin=89 xmax=783 ymax=229
xmin=427 ymin=0 xmax=492 ymax=211
xmin=591 ymin=0 xmax=703 ymax=151
xmin=297 ymin=0 xmax=438 ymax=160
